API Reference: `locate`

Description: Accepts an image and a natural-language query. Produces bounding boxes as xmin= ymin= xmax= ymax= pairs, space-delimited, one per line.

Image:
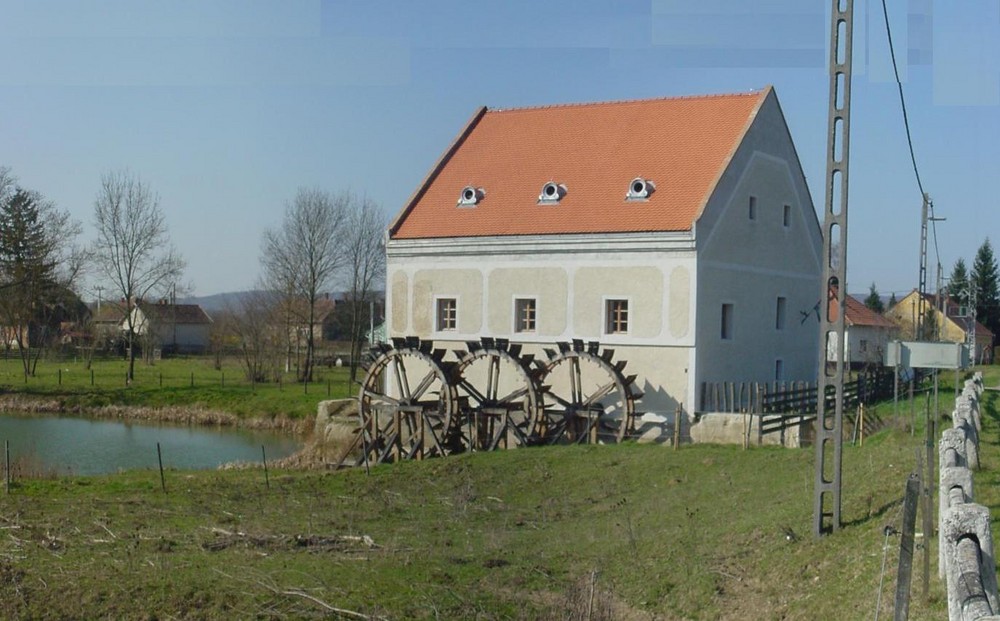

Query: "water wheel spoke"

xmin=362 ymin=390 xmax=402 ymax=407
xmin=581 ymin=381 xmax=617 ymax=408
xmin=570 ymin=358 xmax=583 ymax=404
xmin=487 ymin=425 xmax=506 ymax=451
xmin=423 ymin=420 xmax=446 ymax=456
xmin=459 ymin=379 xmax=487 ymax=405
xmin=486 ymin=355 xmax=500 ymax=401
xmin=548 ymin=392 xmax=575 ymax=409
xmin=496 ymin=386 xmax=529 ymax=406
xmin=391 ymin=360 xmax=412 ymax=401
xmin=376 ymin=430 xmax=400 ymax=463
xmin=508 ymin=421 xmax=532 ymax=446
xmin=409 ymin=370 xmax=440 ymax=401
xmin=403 ymin=436 xmax=423 ymax=460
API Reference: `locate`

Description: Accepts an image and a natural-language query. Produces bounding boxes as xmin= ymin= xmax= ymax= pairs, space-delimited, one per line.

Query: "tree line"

xmin=0 ymin=167 xmax=185 ymax=380
xmin=0 ymin=166 xmax=386 ymax=385
xmin=220 ymin=187 xmax=385 ymax=385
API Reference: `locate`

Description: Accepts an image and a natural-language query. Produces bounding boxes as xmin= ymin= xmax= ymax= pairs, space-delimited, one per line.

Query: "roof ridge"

xmin=488 ymin=88 xmax=769 ymax=114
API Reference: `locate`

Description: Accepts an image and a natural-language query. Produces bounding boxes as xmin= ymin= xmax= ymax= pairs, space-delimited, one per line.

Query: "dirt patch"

xmin=201 ymin=528 xmax=377 ymax=553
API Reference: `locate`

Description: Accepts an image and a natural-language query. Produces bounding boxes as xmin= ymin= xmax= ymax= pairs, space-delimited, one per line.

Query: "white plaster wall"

xmin=693 ymin=91 xmax=823 ymax=390
xmin=826 ymin=325 xmax=892 ymax=366
xmin=385 ymin=233 xmax=698 ymax=413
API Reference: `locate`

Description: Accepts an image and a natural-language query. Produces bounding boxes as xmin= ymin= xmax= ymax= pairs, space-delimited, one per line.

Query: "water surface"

xmin=0 ymin=413 xmax=300 ymax=476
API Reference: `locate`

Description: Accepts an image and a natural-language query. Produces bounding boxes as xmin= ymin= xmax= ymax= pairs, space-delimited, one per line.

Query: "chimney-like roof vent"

xmin=626 ymin=177 xmax=655 ymax=201
xmin=458 ymin=186 xmax=484 ymax=206
xmin=538 ymin=182 xmax=566 ymax=204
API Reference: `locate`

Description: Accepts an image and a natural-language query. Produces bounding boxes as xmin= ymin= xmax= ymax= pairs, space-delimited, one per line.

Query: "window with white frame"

xmin=514 ymin=298 xmax=536 ymax=333
xmin=605 ymin=299 xmax=629 ymax=335
xmin=436 ymin=298 xmax=457 ymax=331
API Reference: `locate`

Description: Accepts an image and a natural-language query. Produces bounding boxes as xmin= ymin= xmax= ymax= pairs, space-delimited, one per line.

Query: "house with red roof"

xmin=385 ymin=87 xmax=823 ymax=416
xmin=825 ymin=292 xmax=899 ymax=368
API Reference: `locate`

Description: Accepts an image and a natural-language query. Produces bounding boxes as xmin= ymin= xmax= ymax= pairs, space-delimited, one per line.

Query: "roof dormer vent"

xmin=458 ymin=186 xmax=484 ymax=206
xmin=626 ymin=177 xmax=655 ymax=201
xmin=538 ymin=182 xmax=566 ymax=204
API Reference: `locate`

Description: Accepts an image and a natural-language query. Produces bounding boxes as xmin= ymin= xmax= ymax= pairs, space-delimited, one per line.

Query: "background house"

xmin=885 ymin=290 xmax=994 ymax=363
xmin=126 ymin=300 xmax=213 ymax=354
xmin=385 ymin=87 xmax=823 ymax=416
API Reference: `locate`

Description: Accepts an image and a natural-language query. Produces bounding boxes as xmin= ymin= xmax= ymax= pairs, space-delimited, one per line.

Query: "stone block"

xmin=943 ymin=503 xmax=999 ymax=621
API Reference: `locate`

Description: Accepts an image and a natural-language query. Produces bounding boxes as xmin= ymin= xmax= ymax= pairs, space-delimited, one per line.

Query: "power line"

xmin=879 ymin=0 xmax=925 ymax=198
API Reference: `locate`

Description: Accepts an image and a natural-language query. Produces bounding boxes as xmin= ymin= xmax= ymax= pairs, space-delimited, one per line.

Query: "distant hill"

xmin=178 ymin=291 xmax=266 ymax=314
xmin=179 ymin=290 xmax=346 ymax=314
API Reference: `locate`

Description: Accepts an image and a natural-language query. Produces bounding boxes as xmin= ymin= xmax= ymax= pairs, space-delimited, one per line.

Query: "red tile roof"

xmin=843 ymin=295 xmax=896 ymax=328
xmin=826 ymin=287 xmax=895 ymax=328
xmin=390 ymin=88 xmax=772 ymax=239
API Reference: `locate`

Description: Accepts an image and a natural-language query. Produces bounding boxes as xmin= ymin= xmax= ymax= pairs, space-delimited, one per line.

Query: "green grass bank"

xmin=0 ymin=384 xmax=975 ymax=619
xmin=0 ymin=356 xmax=355 ymax=421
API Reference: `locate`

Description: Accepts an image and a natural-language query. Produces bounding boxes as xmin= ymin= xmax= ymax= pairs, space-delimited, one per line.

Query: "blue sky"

xmin=0 ymin=0 xmax=997 ymax=298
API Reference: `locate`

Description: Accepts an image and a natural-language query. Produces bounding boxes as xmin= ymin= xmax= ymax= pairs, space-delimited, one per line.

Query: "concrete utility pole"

xmin=814 ymin=0 xmax=855 ymax=538
xmin=916 ymin=196 xmax=929 ymax=340
xmin=968 ymin=284 xmax=978 ymax=362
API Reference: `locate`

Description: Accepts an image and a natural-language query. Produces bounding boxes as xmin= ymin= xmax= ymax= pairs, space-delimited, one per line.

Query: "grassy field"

xmin=0 ymin=355 xmax=355 ymax=419
xmin=0 ymin=370 xmax=980 ymax=619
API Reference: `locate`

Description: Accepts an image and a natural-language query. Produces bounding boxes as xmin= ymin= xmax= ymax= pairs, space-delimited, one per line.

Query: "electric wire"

xmin=878 ymin=0 xmax=925 ymax=198
xmin=879 ymin=0 xmax=943 ymax=292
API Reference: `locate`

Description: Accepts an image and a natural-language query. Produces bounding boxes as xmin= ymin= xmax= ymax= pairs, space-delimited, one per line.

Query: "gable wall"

xmin=694 ymin=92 xmax=823 ymax=389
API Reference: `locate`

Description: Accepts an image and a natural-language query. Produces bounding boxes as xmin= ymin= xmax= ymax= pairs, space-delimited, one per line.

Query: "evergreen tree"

xmin=972 ymin=238 xmax=1000 ymax=338
xmin=947 ymin=258 xmax=970 ymax=308
xmin=863 ymin=282 xmax=884 ymax=313
xmin=0 ymin=187 xmax=59 ymax=375
xmin=888 ymin=292 xmax=898 ymax=308
xmin=0 ymin=168 xmax=83 ymax=377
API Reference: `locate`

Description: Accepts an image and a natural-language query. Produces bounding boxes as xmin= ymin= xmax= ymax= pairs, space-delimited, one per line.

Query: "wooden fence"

xmin=699 ymin=370 xmax=906 ymax=442
xmin=699 ymin=370 xmax=898 ymax=416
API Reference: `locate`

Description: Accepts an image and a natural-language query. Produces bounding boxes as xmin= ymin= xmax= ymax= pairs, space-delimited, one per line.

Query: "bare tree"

xmin=225 ymin=289 xmax=284 ymax=383
xmin=0 ymin=167 xmax=86 ymax=376
xmin=261 ymin=188 xmax=347 ymax=382
xmin=342 ymin=195 xmax=386 ymax=382
xmin=92 ymin=170 xmax=185 ymax=381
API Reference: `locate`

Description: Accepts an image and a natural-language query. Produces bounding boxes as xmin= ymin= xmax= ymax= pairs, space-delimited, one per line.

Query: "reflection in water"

xmin=0 ymin=414 xmax=300 ymax=475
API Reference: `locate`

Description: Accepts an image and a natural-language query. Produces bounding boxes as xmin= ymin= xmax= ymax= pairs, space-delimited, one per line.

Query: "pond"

xmin=0 ymin=414 xmax=301 ymax=476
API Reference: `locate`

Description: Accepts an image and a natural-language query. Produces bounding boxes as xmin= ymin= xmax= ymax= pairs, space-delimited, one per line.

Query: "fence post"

xmin=673 ymin=404 xmax=682 ymax=449
xmin=261 ymin=445 xmax=269 ymax=490
xmin=156 ymin=442 xmax=166 ymax=493
xmin=894 ymin=474 xmax=921 ymax=621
